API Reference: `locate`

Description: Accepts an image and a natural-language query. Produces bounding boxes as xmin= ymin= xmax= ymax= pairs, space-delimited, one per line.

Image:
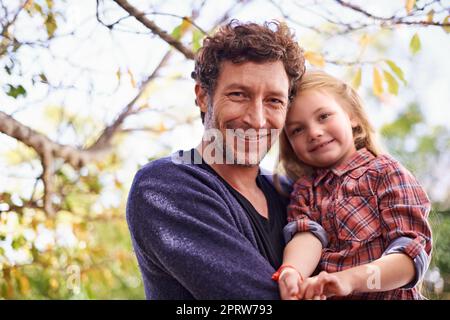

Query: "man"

xmin=127 ymin=20 xmax=305 ymax=299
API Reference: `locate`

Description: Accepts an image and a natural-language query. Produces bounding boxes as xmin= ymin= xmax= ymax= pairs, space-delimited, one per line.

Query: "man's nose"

xmin=243 ymin=99 xmax=266 ymax=128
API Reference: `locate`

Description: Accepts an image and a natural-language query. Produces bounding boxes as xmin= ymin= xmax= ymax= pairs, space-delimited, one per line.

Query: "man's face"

xmin=196 ymin=60 xmax=290 ymax=166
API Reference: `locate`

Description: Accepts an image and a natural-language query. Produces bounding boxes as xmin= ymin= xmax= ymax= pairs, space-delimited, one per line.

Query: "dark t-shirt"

xmin=198 ymin=161 xmax=287 ymax=269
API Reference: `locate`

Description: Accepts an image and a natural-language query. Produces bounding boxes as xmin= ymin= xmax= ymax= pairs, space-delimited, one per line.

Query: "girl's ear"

xmin=195 ymin=84 xmax=208 ymax=113
xmin=350 ymin=116 xmax=359 ymax=129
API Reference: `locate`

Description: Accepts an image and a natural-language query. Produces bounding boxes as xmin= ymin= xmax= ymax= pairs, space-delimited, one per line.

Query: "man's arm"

xmin=127 ymin=161 xmax=280 ymax=299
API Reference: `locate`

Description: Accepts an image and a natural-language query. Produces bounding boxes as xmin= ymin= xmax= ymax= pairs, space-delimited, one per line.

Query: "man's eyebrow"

xmin=223 ymin=83 xmax=248 ymax=91
xmin=224 ymin=83 xmax=288 ymax=97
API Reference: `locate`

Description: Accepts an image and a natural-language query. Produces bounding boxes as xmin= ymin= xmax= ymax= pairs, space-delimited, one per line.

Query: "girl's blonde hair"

xmin=276 ymin=70 xmax=382 ymax=185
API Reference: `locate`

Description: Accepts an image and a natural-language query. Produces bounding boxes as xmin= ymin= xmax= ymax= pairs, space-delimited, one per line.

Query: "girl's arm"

xmin=299 ymin=160 xmax=432 ymax=300
xmin=297 ymin=252 xmax=414 ymax=299
xmin=277 ymin=232 xmax=322 ymax=299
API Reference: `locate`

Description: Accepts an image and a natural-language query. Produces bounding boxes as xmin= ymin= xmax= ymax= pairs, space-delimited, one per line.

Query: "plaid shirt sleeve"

xmin=377 ymin=161 xmax=432 ymax=272
xmin=284 ymin=184 xmax=329 ymax=247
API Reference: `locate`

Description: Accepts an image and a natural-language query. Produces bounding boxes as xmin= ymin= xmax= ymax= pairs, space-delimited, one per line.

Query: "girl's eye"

xmin=319 ymin=113 xmax=331 ymax=121
xmin=291 ymin=127 xmax=304 ymax=135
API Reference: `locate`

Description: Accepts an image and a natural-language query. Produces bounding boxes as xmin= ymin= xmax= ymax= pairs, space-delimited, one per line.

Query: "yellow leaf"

xmin=372 ymin=68 xmax=383 ymax=96
xmin=405 ymin=0 xmax=415 ymax=14
xmin=45 ymin=13 xmax=57 ymax=38
xmin=426 ymin=9 xmax=434 ymax=23
xmin=116 ymin=68 xmax=121 ymax=82
xmin=304 ymin=51 xmax=325 ymax=67
xmin=385 ymin=60 xmax=407 ymax=85
xmin=24 ymin=0 xmax=34 ymax=10
xmin=19 ymin=276 xmax=30 ymax=296
xmin=383 ymin=70 xmax=399 ymax=95
xmin=352 ymin=67 xmax=362 ymax=89
xmin=359 ymin=33 xmax=372 ymax=47
xmin=155 ymin=122 xmax=167 ymax=132
xmin=4 ymin=145 xmax=37 ymax=165
xmin=127 ymin=68 xmax=136 ymax=88
xmin=171 ymin=18 xmax=191 ymax=40
xmin=444 ymin=16 xmax=450 ymax=34
xmin=180 ymin=17 xmax=191 ymax=34
xmin=49 ymin=278 xmax=59 ymax=290
xmin=409 ymin=32 xmax=421 ymax=54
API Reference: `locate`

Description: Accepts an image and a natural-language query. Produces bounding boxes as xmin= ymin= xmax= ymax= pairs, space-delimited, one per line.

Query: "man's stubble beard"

xmin=203 ymin=103 xmax=277 ymax=167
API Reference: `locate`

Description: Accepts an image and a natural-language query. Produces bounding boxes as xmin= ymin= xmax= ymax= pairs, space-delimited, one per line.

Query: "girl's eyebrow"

xmin=285 ymin=106 xmax=329 ymax=126
xmin=285 ymin=119 xmax=303 ymax=126
xmin=313 ymin=107 xmax=328 ymax=114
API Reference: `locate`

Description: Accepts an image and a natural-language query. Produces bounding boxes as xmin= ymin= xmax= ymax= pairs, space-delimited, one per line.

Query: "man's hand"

xmin=297 ymin=271 xmax=353 ymax=300
xmin=278 ymin=268 xmax=304 ymax=300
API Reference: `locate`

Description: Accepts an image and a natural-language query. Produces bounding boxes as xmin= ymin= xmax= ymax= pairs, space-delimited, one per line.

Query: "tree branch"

xmin=335 ymin=0 xmax=450 ymax=27
xmin=112 ymin=0 xmax=195 ymax=60
xmin=0 ymin=1 xmax=206 ymax=216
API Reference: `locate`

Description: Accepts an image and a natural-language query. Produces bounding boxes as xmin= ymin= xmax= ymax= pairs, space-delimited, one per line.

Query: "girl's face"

xmin=285 ymin=89 xmax=357 ymax=169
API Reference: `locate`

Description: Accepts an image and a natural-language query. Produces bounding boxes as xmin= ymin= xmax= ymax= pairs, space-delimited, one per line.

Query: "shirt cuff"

xmin=382 ymin=236 xmax=430 ymax=289
xmin=283 ymin=220 xmax=329 ymax=248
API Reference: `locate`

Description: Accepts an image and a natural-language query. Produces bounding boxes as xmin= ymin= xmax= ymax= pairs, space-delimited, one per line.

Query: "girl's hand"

xmin=298 ymin=271 xmax=353 ymax=300
xmin=278 ymin=268 xmax=303 ymax=300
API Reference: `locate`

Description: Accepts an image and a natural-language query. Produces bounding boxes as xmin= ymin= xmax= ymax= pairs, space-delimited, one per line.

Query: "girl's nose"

xmin=307 ymin=125 xmax=323 ymax=141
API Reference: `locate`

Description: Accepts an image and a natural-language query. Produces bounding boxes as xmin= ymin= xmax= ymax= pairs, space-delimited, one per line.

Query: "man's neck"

xmin=196 ymin=144 xmax=260 ymax=193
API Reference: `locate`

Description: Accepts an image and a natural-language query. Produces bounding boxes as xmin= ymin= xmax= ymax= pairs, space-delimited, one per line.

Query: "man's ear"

xmin=195 ymin=84 xmax=208 ymax=113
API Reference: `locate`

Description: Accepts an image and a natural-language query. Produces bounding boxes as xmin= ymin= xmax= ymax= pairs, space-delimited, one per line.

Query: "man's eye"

xmin=228 ymin=92 xmax=244 ymax=97
xmin=268 ymin=98 xmax=285 ymax=106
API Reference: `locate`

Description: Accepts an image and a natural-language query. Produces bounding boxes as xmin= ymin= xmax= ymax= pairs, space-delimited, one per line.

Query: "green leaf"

xmin=417 ymin=135 xmax=438 ymax=155
xmin=6 ymin=84 xmax=27 ymax=98
xmin=192 ymin=29 xmax=203 ymax=53
xmin=12 ymin=235 xmax=27 ymax=250
xmin=4 ymin=64 xmax=12 ymax=75
xmin=171 ymin=25 xmax=182 ymax=40
xmin=171 ymin=19 xmax=191 ymax=40
xmin=385 ymin=60 xmax=407 ymax=85
xmin=381 ymin=103 xmax=423 ymax=138
xmin=383 ymin=70 xmax=399 ymax=95
xmin=39 ymin=73 xmax=48 ymax=83
xmin=409 ymin=32 xmax=421 ymax=54
xmin=45 ymin=13 xmax=57 ymax=38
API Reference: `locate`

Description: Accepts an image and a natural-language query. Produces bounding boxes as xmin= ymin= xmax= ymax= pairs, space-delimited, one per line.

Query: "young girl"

xmin=272 ymin=70 xmax=432 ymax=300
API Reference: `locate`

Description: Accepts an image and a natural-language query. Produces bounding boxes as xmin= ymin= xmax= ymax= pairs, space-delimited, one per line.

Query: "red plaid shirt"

xmin=288 ymin=148 xmax=432 ymax=300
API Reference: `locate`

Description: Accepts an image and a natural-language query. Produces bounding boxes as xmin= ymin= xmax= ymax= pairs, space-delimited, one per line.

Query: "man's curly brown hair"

xmin=191 ymin=20 xmax=306 ymax=123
